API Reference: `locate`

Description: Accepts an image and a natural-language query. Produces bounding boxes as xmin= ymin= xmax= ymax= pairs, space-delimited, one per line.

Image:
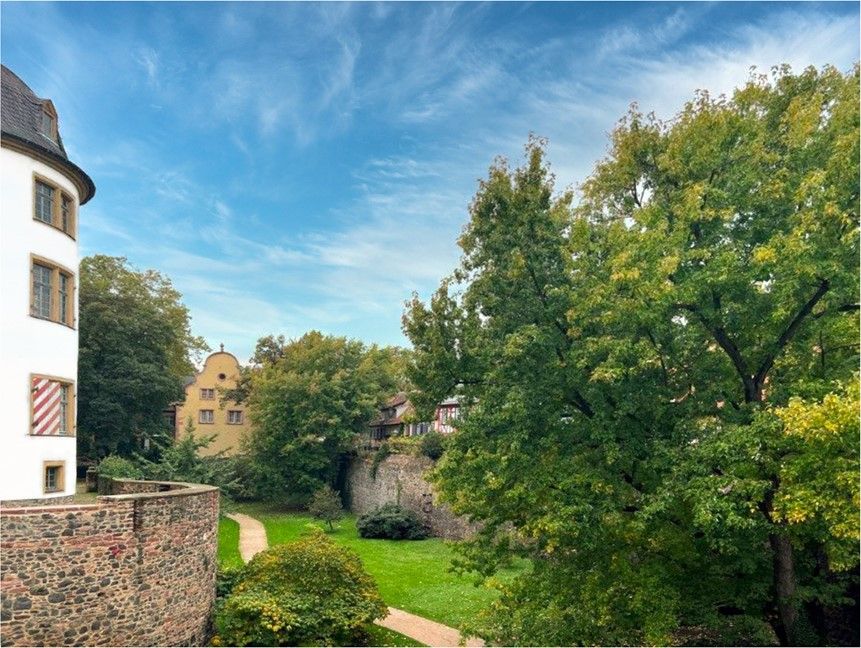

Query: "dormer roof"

xmin=1 ymin=65 xmax=95 ymax=203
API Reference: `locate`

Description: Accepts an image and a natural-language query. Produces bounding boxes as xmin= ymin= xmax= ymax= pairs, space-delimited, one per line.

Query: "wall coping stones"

xmin=0 ymin=479 xmax=219 ymax=514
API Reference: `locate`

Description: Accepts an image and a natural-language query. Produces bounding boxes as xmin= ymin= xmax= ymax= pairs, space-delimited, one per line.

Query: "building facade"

xmin=367 ymin=393 xmax=460 ymax=446
xmin=0 ymin=66 xmax=95 ymax=502
xmin=173 ymin=347 xmax=251 ymax=456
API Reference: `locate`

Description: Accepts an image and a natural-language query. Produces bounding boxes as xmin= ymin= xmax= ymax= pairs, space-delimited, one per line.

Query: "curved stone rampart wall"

xmin=347 ymin=454 xmax=479 ymax=540
xmin=0 ymin=479 xmax=219 ymax=646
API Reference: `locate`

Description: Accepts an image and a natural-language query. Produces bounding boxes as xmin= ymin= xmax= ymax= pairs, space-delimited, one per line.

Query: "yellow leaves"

xmin=609 ymin=250 xmax=642 ymax=284
xmin=751 ymin=246 xmax=777 ymax=265
xmin=777 ymin=383 xmax=858 ymax=443
xmin=658 ymin=255 xmax=679 ymax=276
xmin=610 ymin=267 xmax=641 ymax=282
xmin=783 ymin=92 xmax=823 ymax=148
xmin=770 ymin=379 xmax=860 ymax=569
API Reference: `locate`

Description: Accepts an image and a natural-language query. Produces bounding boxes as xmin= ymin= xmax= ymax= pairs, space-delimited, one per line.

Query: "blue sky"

xmin=2 ymin=1 xmax=858 ymax=363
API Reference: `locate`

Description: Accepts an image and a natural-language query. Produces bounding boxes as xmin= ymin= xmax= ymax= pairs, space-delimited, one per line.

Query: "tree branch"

xmin=675 ymin=302 xmax=755 ymax=400
xmin=752 ymin=279 xmax=830 ymax=394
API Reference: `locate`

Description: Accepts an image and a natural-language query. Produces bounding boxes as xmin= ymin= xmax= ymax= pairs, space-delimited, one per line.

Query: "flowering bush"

xmin=213 ymin=529 xmax=387 ymax=646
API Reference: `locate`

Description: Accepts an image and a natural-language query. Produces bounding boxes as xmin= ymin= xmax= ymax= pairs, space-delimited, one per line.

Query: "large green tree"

xmin=404 ymin=65 xmax=859 ymax=645
xmin=78 ymin=255 xmax=208 ymax=462
xmin=243 ymin=331 xmax=408 ymax=501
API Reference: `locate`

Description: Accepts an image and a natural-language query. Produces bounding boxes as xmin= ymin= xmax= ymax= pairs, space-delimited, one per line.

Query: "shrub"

xmin=308 ymin=485 xmax=344 ymax=531
xmin=214 ymin=529 xmax=387 ymax=646
xmin=96 ymin=455 xmax=143 ymax=479
xmin=137 ymin=419 xmax=243 ymax=503
xmin=216 ymin=565 xmax=244 ymax=599
xmin=419 ymin=431 xmax=446 ymax=461
xmin=386 ymin=436 xmax=420 ymax=455
xmin=356 ymin=503 xmax=428 ymax=540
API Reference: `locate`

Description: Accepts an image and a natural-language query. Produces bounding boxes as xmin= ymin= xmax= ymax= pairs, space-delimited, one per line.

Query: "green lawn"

xmin=217 ymin=515 xmax=244 ymax=569
xmin=364 ymin=625 xmax=424 ymax=647
xmin=218 ymin=504 xmax=521 ymax=629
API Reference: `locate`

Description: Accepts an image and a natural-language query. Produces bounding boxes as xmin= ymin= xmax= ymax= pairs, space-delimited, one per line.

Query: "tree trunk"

xmin=769 ymin=532 xmax=799 ymax=645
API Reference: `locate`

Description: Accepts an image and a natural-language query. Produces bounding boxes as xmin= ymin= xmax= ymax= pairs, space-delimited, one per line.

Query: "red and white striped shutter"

xmin=32 ymin=377 xmax=61 ymax=435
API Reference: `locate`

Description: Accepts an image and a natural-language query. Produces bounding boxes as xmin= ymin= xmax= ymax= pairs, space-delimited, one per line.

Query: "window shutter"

xmin=32 ymin=377 xmax=62 ymax=435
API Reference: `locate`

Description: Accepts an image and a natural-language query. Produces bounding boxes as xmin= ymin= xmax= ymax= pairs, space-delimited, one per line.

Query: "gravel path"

xmin=376 ymin=606 xmax=484 ymax=647
xmin=226 ymin=513 xmax=267 ymax=562
xmin=225 ymin=512 xmax=484 ymax=647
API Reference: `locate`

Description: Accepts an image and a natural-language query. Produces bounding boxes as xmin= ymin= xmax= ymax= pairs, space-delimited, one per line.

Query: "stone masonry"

xmin=0 ymin=479 xmax=219 ymax=646
xmin=347 ymin=453 xmax=479 ymax=540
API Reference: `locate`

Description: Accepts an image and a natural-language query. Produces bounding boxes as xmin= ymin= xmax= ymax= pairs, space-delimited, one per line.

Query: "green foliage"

xmin=385 ymin=436 xmax=421 ymax=455
xmin=216 ymin=565 xmax=244 ymax=598
xmin=403 ymin=65 xmax=859 ymax=646
xmin=356 ymin=504 xmax=428 ymax=540
xmin=77 ymin=255 xmax=208 ymax=462
xmin=213 ymin=529 xmax=387 ymax=646
xmin=95 ymin=455 xmax=143 ymax=479
xmin=243 ymin=332 xmax=408 ymax=501
xmin=369 ymin=442 xmax=392 ymax=479
xmin=137 ymin=419 xmax=242 ymax=503
xmin=419 ymin=431 xmax=446 ymax=461
xmin=219 ymin=511 xmax=524 ymax=629
xmin=308 ymin=485 xmax=345 ymax=531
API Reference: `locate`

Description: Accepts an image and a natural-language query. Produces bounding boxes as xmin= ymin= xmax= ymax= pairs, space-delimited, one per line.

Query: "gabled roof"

xmin=385 ymin=392 xmax=409 ymax=408
xmin=1 ymin=65 xmax=95 ymax=203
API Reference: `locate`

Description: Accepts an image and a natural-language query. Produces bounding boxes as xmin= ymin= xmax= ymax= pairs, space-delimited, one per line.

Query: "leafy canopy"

xmin=243 ymin=331 xmax=408 ymax=501
xmin=404 ymin=64 xmax=859 ymax=646
xmin=78 ymin=255 xmax=208 ymax=461
xmin=308 ymin=485 xmax=345 ymax=531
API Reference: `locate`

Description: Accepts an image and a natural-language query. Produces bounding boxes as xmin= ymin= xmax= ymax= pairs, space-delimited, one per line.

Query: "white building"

xmin=0 ymin=65 xmax=95 ymax=502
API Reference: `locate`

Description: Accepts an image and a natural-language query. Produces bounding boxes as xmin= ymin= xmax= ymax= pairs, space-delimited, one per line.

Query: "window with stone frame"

xmin=30 ymin=257 xmax=74 ymax=326
xmin=33 ymin=175 xmax=76 ymax=237
xmin=199 ymin=409 xmax=215 ymax=424
xmin=43 ymin=461 xmax=65 ymax=494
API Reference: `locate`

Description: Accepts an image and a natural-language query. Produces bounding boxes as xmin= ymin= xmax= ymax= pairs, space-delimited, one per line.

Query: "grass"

xmin=218 ymin=503 xmax=523 ymax=629
xmin=217 ymin=515 xmax=244 ymax=569
xmin=71 ymin=480 xmax=100 ymax=504
xmin=364 ymin=625 xmax=425 ymax=647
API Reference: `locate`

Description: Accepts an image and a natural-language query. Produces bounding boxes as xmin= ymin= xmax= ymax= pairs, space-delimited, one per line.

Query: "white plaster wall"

xmin=0 ymin=146 xmax=80 ymax=500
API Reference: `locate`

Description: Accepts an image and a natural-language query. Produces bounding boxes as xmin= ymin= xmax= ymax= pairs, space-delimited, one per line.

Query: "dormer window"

xmin=40 ymin=101 xmax=57 ymax=141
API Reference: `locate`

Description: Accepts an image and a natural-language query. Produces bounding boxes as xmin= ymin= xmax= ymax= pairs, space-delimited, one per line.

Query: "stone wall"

xmin=0 ymin=479 xmax=219 ymax=647
xmin=346 ymin=453 xmax=479 ymax=540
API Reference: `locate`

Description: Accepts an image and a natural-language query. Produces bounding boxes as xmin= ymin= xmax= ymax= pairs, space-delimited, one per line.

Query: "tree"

xmin=243 ymin=331 xmax=407 ymax=501
xmin=137 ymin=418 xmax=242 ymax=500
xmin=308 ymin=485 xmax=345 ymax=531
xmin=404 ymin=65 xmax=858 ymax=645
xmin=78 ymin=256 xmax=208 ymax=462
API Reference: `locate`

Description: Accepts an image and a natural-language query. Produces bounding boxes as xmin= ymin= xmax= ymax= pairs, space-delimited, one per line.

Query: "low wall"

xmin=346 ymin=454 xmax=479 ymax=540
xmin=0 ymin=478 xmax=219 ymax=647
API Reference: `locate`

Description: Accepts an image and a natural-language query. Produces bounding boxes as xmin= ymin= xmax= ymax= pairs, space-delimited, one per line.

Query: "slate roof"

xmin=1 ymin=65 xmax=95 ymax=203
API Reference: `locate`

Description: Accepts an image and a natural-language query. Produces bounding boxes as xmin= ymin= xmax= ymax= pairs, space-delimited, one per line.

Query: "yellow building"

xmin=174 ymin=347 xmax=251 ymax=456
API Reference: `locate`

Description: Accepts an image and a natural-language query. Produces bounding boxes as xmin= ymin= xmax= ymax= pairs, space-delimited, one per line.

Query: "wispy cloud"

xmin=5 ymin=1 xmax=857 ymax=362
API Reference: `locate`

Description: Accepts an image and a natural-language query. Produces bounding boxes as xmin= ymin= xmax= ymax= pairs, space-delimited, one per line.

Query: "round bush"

xmin=356 ymin=503 xmax=428 ymax=540
xmin=96 ymin=455 xmax=143 ymax=479
xmin=419 ymin=431 xmax=446 ymax=460
xmin=214 ymin=529 xmax=387 ymax=646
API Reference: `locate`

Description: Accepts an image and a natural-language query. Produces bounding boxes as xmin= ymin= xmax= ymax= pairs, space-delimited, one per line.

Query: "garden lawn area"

xmin=217 ymin=515 xmax=244 ymax=569
xmin=365 ymin=625 xmax=424 ymax=647
xmin=219 ymin=504 xmax=523 ymax=629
